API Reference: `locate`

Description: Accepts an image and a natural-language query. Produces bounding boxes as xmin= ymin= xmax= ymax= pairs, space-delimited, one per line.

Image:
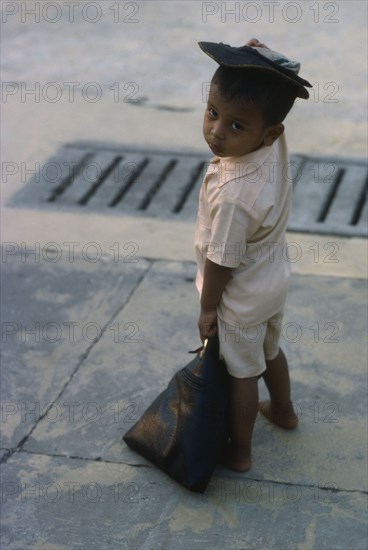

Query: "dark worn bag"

xmin=122 ymin=335 xmax=230 ymax=493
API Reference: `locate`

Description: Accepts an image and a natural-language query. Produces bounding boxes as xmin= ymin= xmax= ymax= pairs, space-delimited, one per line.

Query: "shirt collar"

xmin=206 ymin=144 xmax=274 ymax=188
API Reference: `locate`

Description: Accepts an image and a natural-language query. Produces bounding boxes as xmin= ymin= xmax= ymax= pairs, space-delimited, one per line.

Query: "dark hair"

xmin=211 ymin=66 xmax=298 ymax=126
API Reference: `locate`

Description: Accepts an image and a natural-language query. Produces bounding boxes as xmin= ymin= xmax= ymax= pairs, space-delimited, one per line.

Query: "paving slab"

xmin=22 ymin=260 xmax=198 ymax=461
xmin=2 ymin=206 xmax=367 ymax=281
xmin=0 ymin=248 xmax=150 ymax=450
xmin=1 ymin=452 xmax=367 ymax=550
xmin=1 ymin=253 xmax=367 ymax=550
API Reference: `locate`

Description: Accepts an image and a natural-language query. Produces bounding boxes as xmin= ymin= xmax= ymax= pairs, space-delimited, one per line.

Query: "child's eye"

xmin=208 ymin=108 xmax=217 ymax=119
xmin=231 ymin=121 xmax=243 ymax=131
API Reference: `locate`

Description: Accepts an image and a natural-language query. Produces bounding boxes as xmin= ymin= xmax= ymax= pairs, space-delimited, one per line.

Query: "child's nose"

xmin=211 ymin=121 xmax=225 ymax=140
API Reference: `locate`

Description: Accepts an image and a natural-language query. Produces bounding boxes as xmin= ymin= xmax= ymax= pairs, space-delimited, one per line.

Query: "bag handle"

xmin=189 ymin=339 xmax=208 ymax=358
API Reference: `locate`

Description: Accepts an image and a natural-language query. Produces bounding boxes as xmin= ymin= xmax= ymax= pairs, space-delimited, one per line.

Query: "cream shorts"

xmin=217 ymin=311 xmax=284 ymax=379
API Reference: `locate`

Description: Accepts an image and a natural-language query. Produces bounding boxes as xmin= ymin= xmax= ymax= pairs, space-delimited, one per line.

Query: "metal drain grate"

xmin=8 ymin=141 xmax=368 ymax=237
xmin=288 ymin=156 xmax=367 ymax=237
xmin=9 ymin=142 xmax=206 ymax=221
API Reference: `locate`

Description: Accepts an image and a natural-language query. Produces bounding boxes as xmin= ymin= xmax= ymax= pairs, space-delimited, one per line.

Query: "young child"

xmin=195 ymin=38 xmax=312 ymax=472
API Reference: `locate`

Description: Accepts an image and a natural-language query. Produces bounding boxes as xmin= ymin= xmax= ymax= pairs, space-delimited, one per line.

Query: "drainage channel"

xmin=8 ymin=141 xmax=368 ymax=238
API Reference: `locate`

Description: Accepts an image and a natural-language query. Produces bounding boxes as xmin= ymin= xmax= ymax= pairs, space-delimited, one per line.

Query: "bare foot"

xmin=221 ymin=441 xmax=251 ymax=472
xmin=258 ymin=400 xmax=298 ymax=430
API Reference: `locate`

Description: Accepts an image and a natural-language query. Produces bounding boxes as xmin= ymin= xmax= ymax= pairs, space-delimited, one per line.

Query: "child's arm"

xmin=198 ymin=258 xmax=233 ymax=341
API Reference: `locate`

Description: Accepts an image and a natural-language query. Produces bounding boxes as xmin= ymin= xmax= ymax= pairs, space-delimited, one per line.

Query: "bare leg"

xmin=222 ymin=375 xmax=259 ymax=472
xmin=259 ymin=347 xmax=298 ymax=429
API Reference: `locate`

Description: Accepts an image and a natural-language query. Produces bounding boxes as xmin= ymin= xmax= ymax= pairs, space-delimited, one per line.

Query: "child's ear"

xmin=263 ymin=123 xmax=284 ymax=146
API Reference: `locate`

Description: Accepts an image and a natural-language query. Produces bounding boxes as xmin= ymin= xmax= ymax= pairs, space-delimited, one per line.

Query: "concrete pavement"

xmin=1 ymin=207 xmax=367 ymax=549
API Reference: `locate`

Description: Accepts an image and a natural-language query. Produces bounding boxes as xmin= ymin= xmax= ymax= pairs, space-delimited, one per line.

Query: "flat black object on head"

xmin=199 ymin=41 xmax=312 ymax=99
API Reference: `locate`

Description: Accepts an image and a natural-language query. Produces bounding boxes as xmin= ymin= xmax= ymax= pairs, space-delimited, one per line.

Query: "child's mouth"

xmin=208 ymin=142 xmax=223 ymax=156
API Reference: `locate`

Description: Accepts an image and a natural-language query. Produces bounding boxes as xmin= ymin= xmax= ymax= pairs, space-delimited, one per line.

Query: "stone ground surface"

xmin=1 ymin=1 xmax=368 ymax=548
xmin=1 ymin=222 xmax=367 ymax=549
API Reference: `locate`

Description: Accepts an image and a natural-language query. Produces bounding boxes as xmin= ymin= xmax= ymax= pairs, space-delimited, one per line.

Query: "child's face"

xmin=203 ymin=82 xmax=280 ymax=158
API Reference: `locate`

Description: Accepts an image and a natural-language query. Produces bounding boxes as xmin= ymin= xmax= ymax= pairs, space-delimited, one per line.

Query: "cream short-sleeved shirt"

xmin=195 ymin=133 xmax=292 ymax=328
